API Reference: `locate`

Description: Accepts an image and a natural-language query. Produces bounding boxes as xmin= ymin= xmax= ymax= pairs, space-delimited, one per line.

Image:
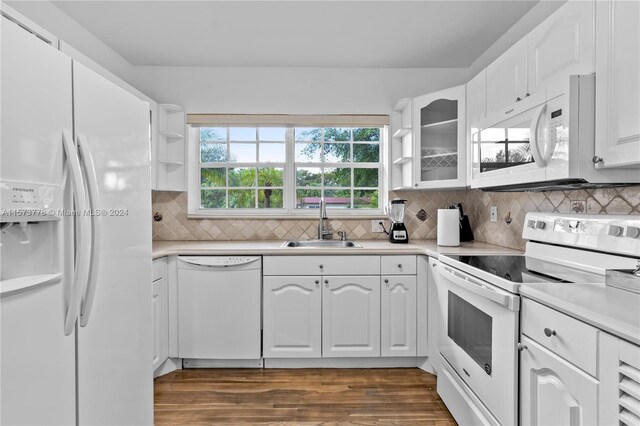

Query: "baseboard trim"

xmin=264 ymin=357 xmax=428 ymax=369
xmin=154 ymin=358 xmax=182 ymax=378
xmin=183 ymin=358 xmax=264 ymax=368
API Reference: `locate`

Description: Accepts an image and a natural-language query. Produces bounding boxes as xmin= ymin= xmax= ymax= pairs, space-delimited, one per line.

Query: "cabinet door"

xmin=263 ymin=276 xmax=322 ymax=358
xmin=381 ymin=275 xmax=416 ymax=357
xmin=528 ymin=0 xmax=594 ymax=95
xmin=486 ymin=38 xmax=528 ymax=117
xmin=152 ymin=276 xmax=168 ymax=371
xmin=413 ymin=85 xmax=466 ymax=189
xmin=520 ymin=336 xmax=598 ymax=426
xmin=467 ymin=69 xmax=487 ymax=129
xmin=323 ymin=276 xmax=381 ymax=357
xmin=595 ymin=0 xmax=640 ymax=168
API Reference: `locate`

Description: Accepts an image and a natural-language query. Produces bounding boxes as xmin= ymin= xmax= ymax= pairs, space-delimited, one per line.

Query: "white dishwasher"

xmin=177 ymin=256 xmax=261 ymax=360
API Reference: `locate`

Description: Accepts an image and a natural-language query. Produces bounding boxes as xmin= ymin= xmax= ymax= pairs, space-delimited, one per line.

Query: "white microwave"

xmin=470 ymin=74 xmax=640 ymax=191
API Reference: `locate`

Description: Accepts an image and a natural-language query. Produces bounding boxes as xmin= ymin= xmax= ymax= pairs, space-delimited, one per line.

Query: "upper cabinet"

xmin=413 ymin=85 xmax=466 ymax=189
xmin=486 ymin=38 xmax=528 ymax=117
xmin=155 ymin=103 xmax=186 ymax=191
xmin=594 ymin=0 xmax=640 ymax=168
xmin=527 ymin=0 xmax=594 ymax=96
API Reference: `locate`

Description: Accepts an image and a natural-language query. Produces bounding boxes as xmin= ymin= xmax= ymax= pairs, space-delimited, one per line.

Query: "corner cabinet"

xmin=155 ymin=103 xmax=187 ymax=191
xmin=594 ymin=0 xmax=640 ymax=168
xmin=413 ymin=85 xmax=466 ymax=189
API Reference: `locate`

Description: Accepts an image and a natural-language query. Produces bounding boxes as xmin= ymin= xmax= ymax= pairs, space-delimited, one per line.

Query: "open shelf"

xmin=160 ymin=132 xmax=184 ymax=140
xmin=392 ymin=127 xmax=411 ymax=138
xmin=158 ymin=103 xmax=184 ymax=113
xmin=159 ymin=160 xmax=184 ymax=166
xmin=421 ymin=151 xmax=458 ymax=159
xmin=421 ymin=118 xmax=458 ymax=129
xmin=393 ymin=156 xmax=413 ymax=165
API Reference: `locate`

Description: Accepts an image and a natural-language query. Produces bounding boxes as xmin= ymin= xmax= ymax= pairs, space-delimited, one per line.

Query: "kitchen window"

xmin=187 ymin=115 xmax=388 ymax=217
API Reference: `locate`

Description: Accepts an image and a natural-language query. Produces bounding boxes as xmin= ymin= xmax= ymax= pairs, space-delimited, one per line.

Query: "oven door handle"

xmin=439 ymin=265 xmax=520 ymax=311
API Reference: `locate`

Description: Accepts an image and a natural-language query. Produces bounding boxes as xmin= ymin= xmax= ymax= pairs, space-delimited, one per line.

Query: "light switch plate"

xmin=371 ymin=220 xmax=385 ymax=233
xmin=490 ymin=206 xmax=498 ymax=222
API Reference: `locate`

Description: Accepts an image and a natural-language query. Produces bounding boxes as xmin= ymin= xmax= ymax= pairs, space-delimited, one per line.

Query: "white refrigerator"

xmin=1 ymin=15 xmax=153 ymax=425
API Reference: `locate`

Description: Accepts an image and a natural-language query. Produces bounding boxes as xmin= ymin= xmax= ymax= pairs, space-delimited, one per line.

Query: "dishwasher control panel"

xmin=178 ymin=256 xmax=261 ymax=268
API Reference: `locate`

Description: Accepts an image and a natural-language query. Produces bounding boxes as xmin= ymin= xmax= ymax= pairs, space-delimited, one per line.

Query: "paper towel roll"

xmin=437 ymin=209 xmax=460 ymax=247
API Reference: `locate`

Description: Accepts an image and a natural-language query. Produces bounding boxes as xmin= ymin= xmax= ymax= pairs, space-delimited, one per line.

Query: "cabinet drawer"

xmin=381 ymin=255 xmax=417 ymax=275
xmin=263 ymin=256 xmax=380 ymax=276
xmin=522 ymin=298 xmax=598 ymax=377
xmin=153 ymin=257 xmax=166 ymax=282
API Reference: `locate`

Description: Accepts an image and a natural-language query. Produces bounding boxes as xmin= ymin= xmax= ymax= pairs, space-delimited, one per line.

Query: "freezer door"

xmin=72 ymin=61 xmax=153 ymax=425
xmin=0 ymin=16 xmax=76 ymax=426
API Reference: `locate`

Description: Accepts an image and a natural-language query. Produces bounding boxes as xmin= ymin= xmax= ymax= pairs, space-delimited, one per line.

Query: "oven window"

xmin=448 ymin=291 xmax=493 ymax=375
xmin=475 ymin=121 xmax=534 ymax=173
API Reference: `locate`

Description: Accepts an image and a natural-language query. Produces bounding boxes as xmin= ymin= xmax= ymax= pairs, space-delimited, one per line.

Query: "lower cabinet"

xmin=263 ymin=276 xmax=322 ymax=358
xmin=520 ymin=335 xmax=598 ymax=425
xmin=381 ymin=275 xmax=417 ymax=357
xmin=323 ymin=276 xmax=381 ymax=357
xmin=152 ymin=259 xmax=169 ymax=371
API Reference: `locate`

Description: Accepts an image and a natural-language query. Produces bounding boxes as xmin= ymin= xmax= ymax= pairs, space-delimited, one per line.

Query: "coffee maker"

xmin=388 ymin=199 xmax=408 ymax=244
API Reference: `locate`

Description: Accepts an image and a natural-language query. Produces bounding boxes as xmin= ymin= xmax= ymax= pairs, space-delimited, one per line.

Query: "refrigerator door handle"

xmin=62 ymin=130 xmax=92 ymax=336
xmin=77 ymin=134 xmax=101 ymax=327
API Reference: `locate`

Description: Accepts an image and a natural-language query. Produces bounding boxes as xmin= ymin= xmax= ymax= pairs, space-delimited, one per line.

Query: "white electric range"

xmin=434 ymin=212 xmax=640 ymax=426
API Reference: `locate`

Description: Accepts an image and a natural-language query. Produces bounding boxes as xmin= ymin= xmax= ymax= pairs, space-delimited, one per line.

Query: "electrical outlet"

xmin=371 ymin=220 xmax=385 ymax=233
xmin=490 ymin=206 xmax=498 ymax=223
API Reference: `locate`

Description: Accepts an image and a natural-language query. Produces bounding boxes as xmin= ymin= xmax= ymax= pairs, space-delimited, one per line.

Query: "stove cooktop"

xmin=447 ymin=255 xmax=564 ymax=284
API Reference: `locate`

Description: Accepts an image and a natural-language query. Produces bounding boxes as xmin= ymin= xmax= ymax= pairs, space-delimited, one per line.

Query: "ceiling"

xmin=48 ymin=0 xmax=538 ymax=68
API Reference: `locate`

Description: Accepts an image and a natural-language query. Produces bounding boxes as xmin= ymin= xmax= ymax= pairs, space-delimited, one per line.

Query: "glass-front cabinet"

xmin=413 ymin=85 xmax=466 ymax=189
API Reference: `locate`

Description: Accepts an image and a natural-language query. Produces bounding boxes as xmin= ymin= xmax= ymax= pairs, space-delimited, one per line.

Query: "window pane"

xmin=324 ymin=143 xmax=350 ymax=162
xmin=201 ymin=189 xmax=225 ymax=208
xmin=296 ymin=167 xmax=321 ymax=187
xmin=200 ymin=143 xmax=228 ymax=163
xmin=258 ymin=167 xmax=284 ymax=186
xmin=229 ymin=127 xmax=256 ymax=141
xmin=229 ymin=143 xmax=256 ymax=162
xmin=200 ymin=127 xmax=226 ymax=142
xmin=259 ymin=127 xmax=285 ymax=141
xmin=296 ymin=189 xmax=321 ymax=209
xmin=295 ymin=127 xmax=321 ymax=141
xmin=324 ymin=128 xmax=350 ymax=141
xmin=228 ymin=167 xmax=256 ymax=187
xmin=323 ymin=167 xmax=351 ymax=187
xmin=354 ymin=190 xmax=378 ymax=209
xmin=258 ymin=188 xmax=283 ymax=208
xmin=324 ymin=189 xmax=352 ymax=208
xmin=295 ymin=143 xmax=321 ymax=162
xmin=228 ymin=189 xmax=256 ymax=208
xmin=259 ymin=143 xmax=285 ymax=162
xmin=353 ymin=128 xmax=380 ymax=141
xmin=354 ymin=168 xmax=378 ymax=187
xmin=353 ymin=143 xmax=379 ymax=162
xmin=201 ymin=168 xmax=226 ymax=187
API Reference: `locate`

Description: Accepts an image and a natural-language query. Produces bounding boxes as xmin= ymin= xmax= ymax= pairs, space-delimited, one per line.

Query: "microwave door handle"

xmin=62 ymin=130 xmax=92 ymax=336
xmin=77 ymin=134 xmax=101 ymax=328
xmin=529 ymin=104 xmax=548 ymax=167
xmin=439 ymin=265 xmax=520 ymax=311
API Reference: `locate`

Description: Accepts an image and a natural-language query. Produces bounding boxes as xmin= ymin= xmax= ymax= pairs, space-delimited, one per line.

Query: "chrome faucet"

xmin=317 ymin=198 xmax=333 ymax=240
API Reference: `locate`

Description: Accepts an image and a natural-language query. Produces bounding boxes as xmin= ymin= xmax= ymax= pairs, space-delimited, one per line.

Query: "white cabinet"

xmin=390 ymin=98 xmax=415 ymax=190
xmin=263 ymin=276 xmax=322 ymax=358
xmin=152 ymin=258 xmax=168 ymax=373
xmin=599 ymin=333 xmax=640 ymax=425
xmin=595 ymin=0 xmax=640 ymax=168
xmin=156 ymin=103 xmax=186 ymax=190
xmin=527 ymin=0 xmax=594 ymax=96
xmin=520 ymin=335 xmax=598 ymax=426
xmin=322 ymin=276 xmax=381 ymax=357
xmin=466 ymin=69 xmax=487 ymax=129
xmin=381 ymin=275 xmax=416 ymax=357
xmin=413 ymin=85 xmax=466 ymax=189
xmin=486 ymin=38 xmax=529 ymax=117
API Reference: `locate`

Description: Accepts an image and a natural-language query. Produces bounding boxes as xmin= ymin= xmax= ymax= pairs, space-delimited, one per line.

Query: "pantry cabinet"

xmin=262 ymin=276 xmax=322 ymax=358
xmin=413 ymin=85 xmax=466 ymax=189
xmin=486 ymin=38 xmax=528 ymax=117
xmin=322 ymin=276 xmax=381 ymax=357
xmin=594 ymin=0 xmax=640 ymax=168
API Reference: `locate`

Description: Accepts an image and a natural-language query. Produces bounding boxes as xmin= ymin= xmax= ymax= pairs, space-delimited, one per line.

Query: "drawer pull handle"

xmin=314 ymin=280 xmax=320 ymax=284
xmin=463 ymin=368 xmax=470 ymax=377
xmin=397 ymin=264 xmax=402 ymax=269
xmin=319 ymin=264 xmax=324 ymax=269
xmin=544 ymin=328 xmax=557 ymax=337
xmin=518 ymin=343 xmax=528 ymax=352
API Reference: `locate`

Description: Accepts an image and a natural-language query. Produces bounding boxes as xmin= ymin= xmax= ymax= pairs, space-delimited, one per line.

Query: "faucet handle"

xmin=337 ymin=231 xmax=347 ymax=241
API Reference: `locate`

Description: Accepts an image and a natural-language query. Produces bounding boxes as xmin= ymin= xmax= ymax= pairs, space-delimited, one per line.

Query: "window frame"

xmin=187 ymin=123 xmax=388 ymax=218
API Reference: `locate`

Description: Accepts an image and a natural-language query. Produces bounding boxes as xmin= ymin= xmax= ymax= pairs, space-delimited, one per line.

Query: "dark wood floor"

xmin=154 ymin=368 xmax=456 ymax=425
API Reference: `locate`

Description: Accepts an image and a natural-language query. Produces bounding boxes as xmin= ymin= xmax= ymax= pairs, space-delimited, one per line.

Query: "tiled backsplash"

xmin=152 ymin=186 xmax=640 ymax=250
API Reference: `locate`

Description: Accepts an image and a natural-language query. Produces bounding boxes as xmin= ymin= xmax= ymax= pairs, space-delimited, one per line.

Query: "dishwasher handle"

xmin=178 ymin=256 xmax=261 ymax=269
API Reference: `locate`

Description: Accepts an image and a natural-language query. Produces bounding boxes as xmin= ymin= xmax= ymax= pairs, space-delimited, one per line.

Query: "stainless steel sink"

xmin=281 ymin=240 xmax=362 ymax=248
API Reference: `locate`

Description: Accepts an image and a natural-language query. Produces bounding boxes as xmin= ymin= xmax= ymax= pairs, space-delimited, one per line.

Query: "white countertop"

xmin=520 ymin=282 xmax=640 ymax=346
xmin=152 ymin=239 xmax=522 ymax=260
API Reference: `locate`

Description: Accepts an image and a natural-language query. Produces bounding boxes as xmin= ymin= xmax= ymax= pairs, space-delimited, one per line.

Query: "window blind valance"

xmin=186 ymin=114 xmax=389 ymax=127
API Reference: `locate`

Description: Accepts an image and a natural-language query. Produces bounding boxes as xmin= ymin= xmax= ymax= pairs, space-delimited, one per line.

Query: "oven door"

xmin=435 ymin=262 xmax=520 ymax=426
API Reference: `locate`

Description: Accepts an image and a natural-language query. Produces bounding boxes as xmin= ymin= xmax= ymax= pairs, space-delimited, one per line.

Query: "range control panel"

xmin=523 ymin=213 xmax=640 ymax=258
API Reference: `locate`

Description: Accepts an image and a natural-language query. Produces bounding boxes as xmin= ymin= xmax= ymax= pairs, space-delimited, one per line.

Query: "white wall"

xmin=133 ymin=66 xmax=468 ymax=115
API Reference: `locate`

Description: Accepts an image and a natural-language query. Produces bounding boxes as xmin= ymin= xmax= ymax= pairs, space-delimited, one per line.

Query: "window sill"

xmin=187 ymin=211 xmax=388 ymax=220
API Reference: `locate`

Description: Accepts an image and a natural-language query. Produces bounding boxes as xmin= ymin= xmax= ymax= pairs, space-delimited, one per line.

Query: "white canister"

xmin=437 ymin=209 xmax=460 ymax=247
